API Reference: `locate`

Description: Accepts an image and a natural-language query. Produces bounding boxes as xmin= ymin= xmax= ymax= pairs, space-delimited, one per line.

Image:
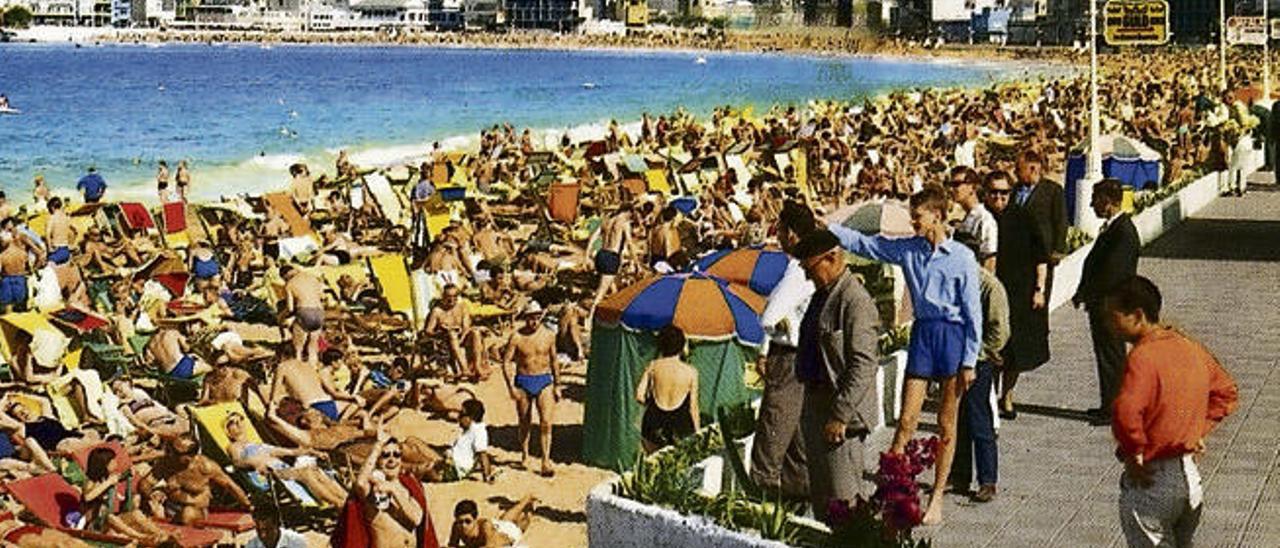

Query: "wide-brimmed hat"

xmin=521 ymin=300 xmax=543 ymax=317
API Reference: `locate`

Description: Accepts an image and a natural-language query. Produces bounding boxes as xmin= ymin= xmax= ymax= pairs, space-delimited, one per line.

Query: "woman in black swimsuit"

xmin=634 ymin=326 xmax=700 ymax=453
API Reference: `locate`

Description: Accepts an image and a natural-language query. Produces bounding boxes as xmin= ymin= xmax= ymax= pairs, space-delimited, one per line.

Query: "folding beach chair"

xmin=364 ymin=174 xmax=409 ymax=228
xmin=366 ymin=254 xmax=419 ymax=327
xmin=187 ymin=401 xmax=327 ymax=510
xmin=262 ymin=192 xmax=313 ymax=238
xmin=4 ymin=473 xmax=224 ymax=547
xmin=158 ymin=201 xmax=191 ymax=250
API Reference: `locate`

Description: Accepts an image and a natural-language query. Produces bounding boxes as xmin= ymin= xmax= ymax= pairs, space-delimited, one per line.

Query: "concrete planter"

xmin=587 ymin=478 xmax=796 ymax=548
xmin=876 ymin=350 xmax=908 ymax=429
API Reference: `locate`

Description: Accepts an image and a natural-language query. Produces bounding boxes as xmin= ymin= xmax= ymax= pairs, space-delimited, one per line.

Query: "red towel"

xmin=51 ymin=307 xmax=110 ymax=332
xmin=118 ymin=202 xmax=155 ymax=230
xmin=331 ymin=473 xmax=439 ymax=548
xmin=163 ymin=202 xmax=187 ymax=234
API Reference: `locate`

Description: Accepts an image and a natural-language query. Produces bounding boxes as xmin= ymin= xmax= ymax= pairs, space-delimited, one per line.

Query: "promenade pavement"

xmin=921 ymin=173 xmax=1280 ymax=547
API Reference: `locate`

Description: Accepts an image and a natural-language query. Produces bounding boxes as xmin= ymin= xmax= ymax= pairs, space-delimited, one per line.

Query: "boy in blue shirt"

xmin=827 ymin=186 xmax=982 ymax=525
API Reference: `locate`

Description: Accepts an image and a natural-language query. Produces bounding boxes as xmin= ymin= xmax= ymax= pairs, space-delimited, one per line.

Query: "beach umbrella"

xmin=670 ymin=196 xmax=698 ymax=215
xmin=595 ymin=272 xmax=766 ymax=346
xmin=692 ymin=246 xmax=790 ymax=297
xmin=831 ymin=199 xmax=914 ymax=238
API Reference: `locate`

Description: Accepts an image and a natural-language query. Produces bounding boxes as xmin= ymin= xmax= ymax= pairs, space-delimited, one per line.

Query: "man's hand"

xmin=823 ymin=420 xmax=847 ymax=445
xmin=1193 ymin=438 xmax=1206 ymax=465
xmin=960 ymin=367 xmax=976 ymax=392
xmin=1032 ymin=289 xmax=1047 ymax=310
xmin=1125 ymin=453 xmax=1153 ymax=488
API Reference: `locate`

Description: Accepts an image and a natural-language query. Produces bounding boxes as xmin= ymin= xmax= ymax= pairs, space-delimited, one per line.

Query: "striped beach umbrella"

xmin=692 ymin=246 xmax=791 ymax=297
xmin=595 ymin=272 xmax=766 ymax=346
xmin=832 ymin=199 xmax=915 ymax=238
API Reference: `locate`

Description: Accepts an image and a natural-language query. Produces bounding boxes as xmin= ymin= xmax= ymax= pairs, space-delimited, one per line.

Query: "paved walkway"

xmin=921 ymin=174 xmax=1280 ymax=547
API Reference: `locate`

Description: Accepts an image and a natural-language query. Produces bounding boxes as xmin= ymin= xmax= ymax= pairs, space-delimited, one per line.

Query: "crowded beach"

xmin=0 ymin=43 xmax=1265 ymax=547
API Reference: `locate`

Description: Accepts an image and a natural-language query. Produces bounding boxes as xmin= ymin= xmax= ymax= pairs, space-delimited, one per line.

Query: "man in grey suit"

xmin=791 ymin=229 xmax=881 ymax=519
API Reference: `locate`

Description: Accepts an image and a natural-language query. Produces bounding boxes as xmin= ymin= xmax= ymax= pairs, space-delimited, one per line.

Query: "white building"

xmin=347 ymin=0 xmax=429 ymax=27
xmin=930 ymin=0 xmax=996 ymax=22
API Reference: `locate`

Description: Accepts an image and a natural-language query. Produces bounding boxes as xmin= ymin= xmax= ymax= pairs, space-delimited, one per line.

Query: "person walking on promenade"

xmin=997 ymin=150 xmax=1066 ymax=420
xmin=1108 ymin=276 xmax=1237 ymax=548
xmin=949 ymin=232 xmax=1009 ymax=503
xmin=1072 ymin=179 xmax=1140 ymax=426
xmin=827 ymin=186 xmax=982 ymax=524
xmin=750 ymin=200 xmax=813 ymax=497
xmin=790 ymin=229 xmax=880 ymax=520
xmin=950 ymin=166 xmax=998 ymax=272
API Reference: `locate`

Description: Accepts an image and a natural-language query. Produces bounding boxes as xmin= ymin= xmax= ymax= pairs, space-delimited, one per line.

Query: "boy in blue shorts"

xmin=827 ymin=186 xmax=982 ymax=525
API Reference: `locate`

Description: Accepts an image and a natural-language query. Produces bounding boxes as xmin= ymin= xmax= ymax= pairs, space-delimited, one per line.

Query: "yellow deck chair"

xmin=189 ymin=401 xmax=322 ymax=508
xmin=0 ymin=312 xmax=64 ymax=365
xmin=645 ymin=169 xmax=672 ymax=195
xmin=423 ymin=195 xmax=452 ymax=241
xmin=367 ymin=254 xmax=418 ymax=326
xmin=315 ymin=263 xmax=369 ymax=296
xmin=466 ymin=300 xmax=509 ymax=319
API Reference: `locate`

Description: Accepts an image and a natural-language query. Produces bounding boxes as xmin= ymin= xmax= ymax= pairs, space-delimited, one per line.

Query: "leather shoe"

xmin=999 ymin=407 xmax=1017 ymax=420
xmin=973 ymin=485 xmax=997 ymax=503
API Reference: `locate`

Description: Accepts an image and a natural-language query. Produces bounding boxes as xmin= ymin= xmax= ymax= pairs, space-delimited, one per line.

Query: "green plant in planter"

xmin=879 ymin=324 xmax=911 ymax=357
xmin=1065 ymin=226 xmax=1094 ymax=255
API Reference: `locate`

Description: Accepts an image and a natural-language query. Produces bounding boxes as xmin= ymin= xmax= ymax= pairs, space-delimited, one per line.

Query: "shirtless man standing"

xmin=501 ymin=301 xmax=559 ymax=477
xmin=289 ymin=163 xmax=316 ymax=212
xmin=348 ymin=428 xmax=437 ymax=548
xmin=175 ymin=160 xmax=192 ymax=202
xmin=45 ymin=197 xmax=76 ymax=266
xmin=589 ymin=202 xmax=634 ymax=306
xmin=0 ymin=229 xmax=30 ymax=313
xmin=272 ymin=356 xmax=363 ymax=423
xmin=142 ymin=437 xmax=253 ymax=526
xmin=156 ymin=161 xmax=172 ymax=203
xmin=144 ymin=319 xmax=213 ymax=380
xmin=424 ymin=284 xmax=487 ymax=381
xmin=283 ymin=265 xmax=325 ymax=364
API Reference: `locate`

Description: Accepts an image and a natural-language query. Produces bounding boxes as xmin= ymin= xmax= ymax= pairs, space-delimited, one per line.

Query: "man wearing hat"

xmin=790 ymin=229 xmax=880 ymax=519
xmin=501 ymin=300 xmax=560 ymax=477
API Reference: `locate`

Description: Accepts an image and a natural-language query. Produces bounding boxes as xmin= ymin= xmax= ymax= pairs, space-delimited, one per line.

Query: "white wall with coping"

xmin=587 ymin=480 xmax=795 ymax=548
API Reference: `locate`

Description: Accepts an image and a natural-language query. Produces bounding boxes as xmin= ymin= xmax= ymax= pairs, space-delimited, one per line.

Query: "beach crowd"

xmin=0 ymin=41 xmax=1266 ymax=547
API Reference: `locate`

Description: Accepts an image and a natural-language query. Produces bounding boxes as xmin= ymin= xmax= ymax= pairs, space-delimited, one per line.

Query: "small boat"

xmin=0 ymin=107 xmax=20 ymax=116
xmin=695 ymin=56 xmax=708 ymax=64
xmin=581 ymin=82 xmax=597 ymax=89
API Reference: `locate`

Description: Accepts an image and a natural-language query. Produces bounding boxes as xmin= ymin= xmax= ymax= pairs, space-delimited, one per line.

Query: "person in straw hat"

xmin=501 ymin=300 xmax=560 ymax=477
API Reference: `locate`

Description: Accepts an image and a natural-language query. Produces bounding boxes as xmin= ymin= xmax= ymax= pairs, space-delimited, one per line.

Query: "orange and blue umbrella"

xmin=692 ymin=246 xmax=790 ymax=296
xmin=595 ymin=272 xmax=766 ymax=345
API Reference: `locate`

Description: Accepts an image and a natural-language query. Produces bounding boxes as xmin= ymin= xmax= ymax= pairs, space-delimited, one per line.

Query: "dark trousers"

xmin=1089 ymin=305 xmax=1127 ymax=414
xmin=749 ymin=348 xmax=808 ymax=497
xmin=952 ymin=360 xmax=998 ymax=487
xmin=800 ymin=383 xmax=865 ymax=520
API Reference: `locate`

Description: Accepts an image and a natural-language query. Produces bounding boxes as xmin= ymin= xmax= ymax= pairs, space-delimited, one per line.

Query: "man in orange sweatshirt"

xmin=1107 ymin=276 xmax=1238 ymax=548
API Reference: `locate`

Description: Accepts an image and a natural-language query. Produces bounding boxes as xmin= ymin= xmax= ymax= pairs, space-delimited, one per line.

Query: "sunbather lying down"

xmin=223 ymin=411 xmax=349 ymax=507
xmin=405 ymin=381 xmax=476 ymax=418
xmin=267 ymin=398 xmax=377 ymax=452
xmin=112 ymin=380 xmax=190 ymax=439
xmin=81 ymin=445 xmax=177 ymax=546
xmin=0 ymin=503 xmax=92 ymax=548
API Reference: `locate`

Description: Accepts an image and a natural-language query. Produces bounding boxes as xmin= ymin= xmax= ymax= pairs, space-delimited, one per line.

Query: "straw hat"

xmin=521 ymin=300 xmax=543 ymax=317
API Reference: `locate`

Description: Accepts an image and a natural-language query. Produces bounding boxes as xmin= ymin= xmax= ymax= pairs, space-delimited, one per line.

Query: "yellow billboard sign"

xmin=1103 ymin=0 xmax=1170 ymax=46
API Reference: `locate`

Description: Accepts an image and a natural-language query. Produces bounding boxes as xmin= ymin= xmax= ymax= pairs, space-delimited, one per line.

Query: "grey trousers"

xmin=749 ymin=348 xmax=808 ymax=497
xmin=1088 ymin=305 xmax=1127 ymax=413
xmin=800 ymin=383 xmax=865 ymax=520
xmin=1119 ymin=455 xmax=1203 ymax=548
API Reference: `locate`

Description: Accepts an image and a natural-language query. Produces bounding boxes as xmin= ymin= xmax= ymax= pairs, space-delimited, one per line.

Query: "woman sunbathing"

xmin=80 ymin=445 xmax=176 ymax=546
xmin=0 ymin=399 xmax=100 ymax=472
xmin=222 ymin=411 xmax=348 ymax=507
xmin=111 ymin=380 xmax=190 ymax=439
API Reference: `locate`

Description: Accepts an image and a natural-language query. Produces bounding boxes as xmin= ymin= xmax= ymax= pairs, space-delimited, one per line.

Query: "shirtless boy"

xmin=0 ymin=229 xmax=30 ymax=313
xmin=283 ymin=265 xmax=326 ymax=364
xmin=45 ymin=197 xmax=76 ymax=266
xmin=144 ymin=319 xmax=213 ymax=380
xmin=501 ymin=301 xmax=559 ymax=476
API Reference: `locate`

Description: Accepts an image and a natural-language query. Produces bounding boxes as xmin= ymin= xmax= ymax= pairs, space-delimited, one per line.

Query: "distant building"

xmin=348 ymin=0 xmax=429 ymax=27
xmin=507 ymin=0 xmax=588 ymax=29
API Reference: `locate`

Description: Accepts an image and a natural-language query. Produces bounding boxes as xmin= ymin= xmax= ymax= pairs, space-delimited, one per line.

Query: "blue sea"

xmin=0 ymin=43 xmax=1026 ymax=203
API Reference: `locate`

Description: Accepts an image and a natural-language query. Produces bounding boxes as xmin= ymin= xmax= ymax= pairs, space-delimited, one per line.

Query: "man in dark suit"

xmin=791 ymin=229 xmax=880 ymax=520
xmin=1072 ymin=179 xmax=1140 ymax=426
xmin=996 ymin=149 xmax=1067 ymax=419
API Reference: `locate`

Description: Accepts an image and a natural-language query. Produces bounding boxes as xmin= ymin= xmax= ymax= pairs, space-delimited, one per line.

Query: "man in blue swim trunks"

xmin=826 ymin=186 xmax=982 ymax=525
xmin=588 ymin=202 xmax=634 ymax=308
xmin=145 ymin=318 xmax=213 ymax=380
xmin=501 ymin=301 xmax=560 ymax=477
xmin=272 ymin=356 xmax=364 ymax=423
xmin=0 ymin=229 xmax=31 ymax=313
xmin=44 ymin=197 xmax=76 ymax=266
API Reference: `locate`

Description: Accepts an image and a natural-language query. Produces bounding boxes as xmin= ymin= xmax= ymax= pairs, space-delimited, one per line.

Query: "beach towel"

xmin=32 ymin=265 xmax=63 ymax=312
xmin=411 ymin=269 xmax=433 ymax=331
xmin=277 ymin=235 xmax=320 ymax=262
xmin=117 ymin=203 xmax=155 ymax=230
xmin=331 ymin=472 xmax=439 ymax=548
xmin=263 ymin=192 xmax=312 ymax=237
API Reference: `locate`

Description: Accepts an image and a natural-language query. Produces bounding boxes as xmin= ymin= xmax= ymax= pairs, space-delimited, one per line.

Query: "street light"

xmin=1077 ymin=0 xmax=1101 ymax=235
xmin=1220 ymin=0 xmax=1227 ymax=92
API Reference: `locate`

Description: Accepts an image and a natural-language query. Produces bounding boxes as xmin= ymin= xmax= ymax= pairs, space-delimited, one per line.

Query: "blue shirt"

xmin=795 ymin=287 xmax=829 ymax=384
xmin=76 ymin=173 xmax=107 ymax=202
xmin=828 ymin=223 xmax=983 ymax=368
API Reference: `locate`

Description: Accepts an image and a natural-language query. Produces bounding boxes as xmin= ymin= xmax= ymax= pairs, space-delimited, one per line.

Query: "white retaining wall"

xmin=586 ymin=481 xmax=794 ymax=548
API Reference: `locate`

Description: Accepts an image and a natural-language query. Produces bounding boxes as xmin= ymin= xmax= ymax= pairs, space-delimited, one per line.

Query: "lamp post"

xmin=1077 ymin=0 xmax=1102 ymax=234
xmin=1221 ymin=0 xmax=1228 ymax=92
xmin=1266 ymin=0 xmax=1271 ymax=106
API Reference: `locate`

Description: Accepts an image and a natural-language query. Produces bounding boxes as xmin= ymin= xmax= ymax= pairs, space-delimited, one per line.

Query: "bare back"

xmin=277 ymin=359 xmax=328 ymax=405
xmin=644 ymin=358 xmax=698 ymax=411
xmin=286 ymin=271 xmax=324 ymax=310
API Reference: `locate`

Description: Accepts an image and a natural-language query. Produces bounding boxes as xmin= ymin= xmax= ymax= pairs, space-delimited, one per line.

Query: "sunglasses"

xmin=382 ymin=451 xmax=402 ymax=458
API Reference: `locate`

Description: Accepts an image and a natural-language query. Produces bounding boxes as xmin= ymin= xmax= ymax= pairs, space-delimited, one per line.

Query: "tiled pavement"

xmin=920 ymin=174 xmax=1280 ymax=547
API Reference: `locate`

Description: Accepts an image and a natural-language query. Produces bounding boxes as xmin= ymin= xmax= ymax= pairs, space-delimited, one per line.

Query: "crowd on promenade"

xmin=0 ymin=43 xmax=1265 ymax=547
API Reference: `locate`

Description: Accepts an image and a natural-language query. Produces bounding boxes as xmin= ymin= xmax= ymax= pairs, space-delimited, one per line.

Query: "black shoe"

xmin=999 ymin=407 xmax=1017 ymax=420
xmin=1089 ymin=413 xmax=1112 ymax=426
